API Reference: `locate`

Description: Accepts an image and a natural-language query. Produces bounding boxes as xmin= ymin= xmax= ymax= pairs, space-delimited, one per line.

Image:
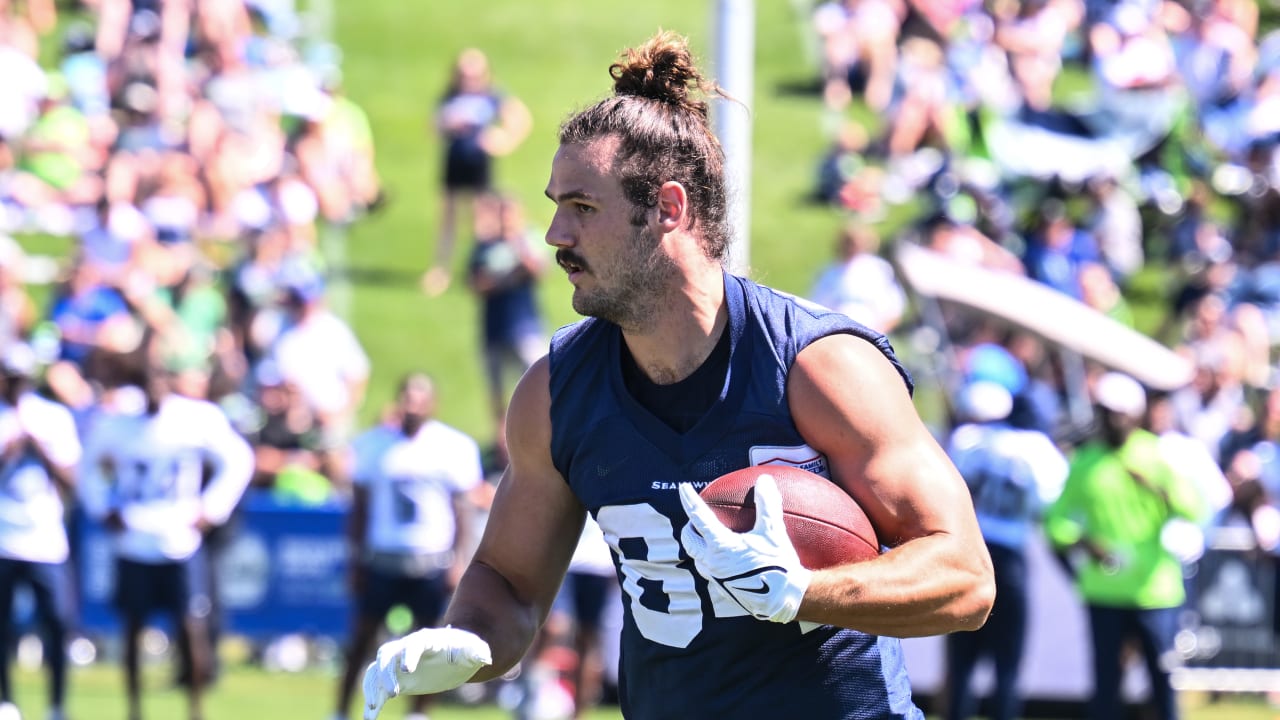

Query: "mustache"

xmin=556 ymin=249 xmax=589 ymax=272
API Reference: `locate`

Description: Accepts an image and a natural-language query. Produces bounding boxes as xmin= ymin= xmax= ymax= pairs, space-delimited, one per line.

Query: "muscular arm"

xmin=441 ymin=357 xmax=585 ymax=680
xmin=790 ymin=334 xmax=994 ymax=637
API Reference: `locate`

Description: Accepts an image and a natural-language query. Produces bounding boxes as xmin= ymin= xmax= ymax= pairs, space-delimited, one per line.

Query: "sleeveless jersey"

xmin=548 ymin=273 xmax=921 ymax=720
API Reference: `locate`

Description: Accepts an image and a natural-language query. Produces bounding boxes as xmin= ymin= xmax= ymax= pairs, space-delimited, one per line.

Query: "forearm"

xmin=797 ymin=533 xmax=993 ymax=637
xmin=441 ymin=560 xmax=541 ymax=681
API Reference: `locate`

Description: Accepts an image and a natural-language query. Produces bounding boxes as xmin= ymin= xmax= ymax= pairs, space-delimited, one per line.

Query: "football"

xmin=699 ymin=464 xmax=880 ymax=569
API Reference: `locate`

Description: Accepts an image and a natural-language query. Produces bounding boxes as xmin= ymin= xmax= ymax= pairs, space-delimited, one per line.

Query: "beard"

xmin=571 ymin=224 xmax=677 ymax=330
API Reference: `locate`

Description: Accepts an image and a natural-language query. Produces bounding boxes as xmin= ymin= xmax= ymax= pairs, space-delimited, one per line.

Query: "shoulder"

xmin=737 ymin=275 xmax=912 ymax=388
xmin=508 ymin=355 xmax=553 ymax=451
xmin=19 ymin=392 xmax=74 ymax=423
xmin=352 ymin=425 xmax=395 ymax=453
xmin=790 ymin=332 xmax=914 ymax=406
xmin=548 ymin=318 xmax=610 ymax=383
xmin=510 ymin=356 xmax=552 ymax=417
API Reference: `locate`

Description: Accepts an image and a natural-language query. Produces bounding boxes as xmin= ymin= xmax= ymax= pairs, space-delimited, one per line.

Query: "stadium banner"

xmin=77 ymin=493 xmax=351 ymax=639
xmin=1174 ymin=529 xmax=1280 ymax=691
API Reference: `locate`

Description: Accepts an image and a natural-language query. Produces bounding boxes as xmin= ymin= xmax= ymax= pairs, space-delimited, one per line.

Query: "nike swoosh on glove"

xmin=362 ymin=626 xmax=492 ymax=719
xmin=679 ymin=474 xmax=813 ymax=624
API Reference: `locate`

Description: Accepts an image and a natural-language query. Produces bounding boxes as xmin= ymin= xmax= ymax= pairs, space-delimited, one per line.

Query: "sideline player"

xmin=79 ymin=356 xmax=253 ymax=720
xmin=364 ymin=31 xmax=994 ymax=719
xmin=0 ymin=344 xmax=81 ymax=720
xmin=944 ymin=380 xmax=1067 ymax=720
xmin=331 ymin=373 xmax=483 ymax=720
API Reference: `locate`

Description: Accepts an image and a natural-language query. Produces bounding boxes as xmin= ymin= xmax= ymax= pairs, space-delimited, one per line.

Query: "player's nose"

xmin=545 ymin=209 xmax=574 ymax=249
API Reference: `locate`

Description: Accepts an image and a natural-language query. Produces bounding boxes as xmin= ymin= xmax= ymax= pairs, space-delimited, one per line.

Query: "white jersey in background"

xmin=78 ymin=395 xmax=254 ymax=563
xmin=352 ymin=420 xmax=482 ymax=557
xmin=946 ymin=421 xmax=1068 ymax=551
xmin=0 ymin=393 xmax=82 ymax=564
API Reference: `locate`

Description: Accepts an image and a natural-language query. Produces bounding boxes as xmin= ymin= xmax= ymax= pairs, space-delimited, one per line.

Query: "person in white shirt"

xmin=266 ymin=262 xmax=370 ymax=435
xmin=944 ymin=380 xmax=1068 ymax=720
xmin=0 ymin=344 xmax=80 ymax=720
xmin=808 ymin=222 xmax=906 ymax=335
xmin=331 ymin=373 xmax=482 ymax=720
xmin=78 ymin=356 xmax=253 ymax=720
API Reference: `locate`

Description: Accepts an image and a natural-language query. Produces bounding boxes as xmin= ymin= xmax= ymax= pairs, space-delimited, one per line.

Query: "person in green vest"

xmin=1044 ymin=371 xmax=1208 ymax=720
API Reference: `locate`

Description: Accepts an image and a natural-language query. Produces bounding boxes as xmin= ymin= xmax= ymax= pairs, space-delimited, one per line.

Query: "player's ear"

xmin=655 ymin=181 xmax=688 ymax=233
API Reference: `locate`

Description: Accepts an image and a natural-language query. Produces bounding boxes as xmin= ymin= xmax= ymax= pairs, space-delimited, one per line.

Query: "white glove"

xmin=679 ymin=474 xmax=812 ymax=624
xmin=361 ymin=626 xmax=492 ymax=720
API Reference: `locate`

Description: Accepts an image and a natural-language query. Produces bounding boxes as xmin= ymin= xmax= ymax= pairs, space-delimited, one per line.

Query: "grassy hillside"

xmin=335 ymin=1 xmax=848 ymax=445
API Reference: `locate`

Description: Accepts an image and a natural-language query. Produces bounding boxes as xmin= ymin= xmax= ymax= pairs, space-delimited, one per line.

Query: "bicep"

xmin=789 ymin=334 xmax=978 ymax=548
xmin=471 ymin=358 xmax=584 ymax=614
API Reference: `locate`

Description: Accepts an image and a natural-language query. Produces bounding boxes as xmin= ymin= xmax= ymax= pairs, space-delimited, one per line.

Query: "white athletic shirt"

xmin=268 ymin=311 xmax=371 ymax=417
xmin=79 ymin=395 xmax=254 ymax=563
xmin=351 ymin=420 xmax=482 ymax=556
xmin=0 ymin=393 xmax=82 ymax=564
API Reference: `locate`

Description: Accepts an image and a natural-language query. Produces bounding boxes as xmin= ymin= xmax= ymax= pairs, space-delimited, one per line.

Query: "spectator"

xmin=809 ymin=221 xmax=907 ymax=334
xmin=45 ymin=256 xmax=132 ymax=370
xmin=1218 ymin=385 xmax=1280 ymax=548
xmin=992 ymin=0 xmax=1081 ymax=111
xmin=1084 ymin=173 xmax=1144 ymax=284
xmin=1044 ymin=372 xmax=1208 ymax=720
xmin=1079 ymin=261 xmax=1136 ymax=326
xmin=331 ymin=373 xmax=483 ymax=720
xmin=424 ymin=48 xmax=532 ymax=297
xmin=1003 ymin=332 xmax=1065 ymax=437
xmin=0 ymin=235 xmax=36 ymax=347
xmin=0 ymin=344 xmax=80 ymax=720
xmin=814 ymin=0 xmax=902 ymax=113
xmin=241 ymin=361 xmax=344 ymax=505
xmin=78 ymin=353 xmax=254 ymax=720
xmin=814 ymin=120 xmax=881 ymax=213
xmin=944 ymin=379 xmax=1067 ymax=720
xmin=263 ymin=260 xmax=370 ymax=435
xmin=1092 ymin=3 xmax=1178 ymax=94
xmin=1146 ymin=390 xmax=1234 ymax=531
xmin=0 ymin=20 xmax=47 ymax=147
xmin=885 ymin=37 xmax=956 ymax=159
xmin=1168 ymin=340 xmax=1249 ymax=458
xmin=1021 ymin=199 xmax=1100 ymax=300
xmin=923 ymin=212 xmax=1025 ymax=274
xmin=9 ymin=74 xmax=103 ymax=226
xmin=465 ymin=192 xmax=547 ymax=446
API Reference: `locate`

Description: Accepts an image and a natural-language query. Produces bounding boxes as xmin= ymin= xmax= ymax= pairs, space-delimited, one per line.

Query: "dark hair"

xmin=559 ymin=31 xmax=731 ymax=262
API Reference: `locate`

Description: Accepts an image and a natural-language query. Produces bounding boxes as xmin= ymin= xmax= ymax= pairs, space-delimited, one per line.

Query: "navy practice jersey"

xmin=548 ymin=273 xmax=923 ymax=720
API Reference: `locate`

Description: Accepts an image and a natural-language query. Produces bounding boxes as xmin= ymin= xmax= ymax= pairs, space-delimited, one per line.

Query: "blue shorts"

xmin=564 ymin=571 xmax=612 ymax=633
xmin=359 ymin=565 xmax=448 ymax=623
xmin=113 ymin=552 xmax=211 ymax=623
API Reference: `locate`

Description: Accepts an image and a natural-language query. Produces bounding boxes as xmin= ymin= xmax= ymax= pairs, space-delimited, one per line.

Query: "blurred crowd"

xmin=806 ymin=0 xmax=1280 ymax=551
xmin=0 ymin=0 xmax=387 ymax=496
xmin=805 ymin=0 xmax=1280 ymax=712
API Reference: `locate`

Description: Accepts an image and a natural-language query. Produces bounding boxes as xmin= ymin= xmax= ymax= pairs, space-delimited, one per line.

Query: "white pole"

xmin=713 ymin=0 xmax=755 ymax=275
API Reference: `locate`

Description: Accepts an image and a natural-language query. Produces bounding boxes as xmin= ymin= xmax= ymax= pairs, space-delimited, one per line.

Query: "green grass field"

xmin=9 ymin=661 xmax=1280 ymax=720
xmin=6 ymin=662 xmax=624 ymax=719
xmin=331 ymin=0 xmax=854 ymax=446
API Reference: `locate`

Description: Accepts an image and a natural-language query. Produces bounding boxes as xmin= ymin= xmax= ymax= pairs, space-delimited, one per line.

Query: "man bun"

xmin=609 ymin=30 xmax=713 ymax=119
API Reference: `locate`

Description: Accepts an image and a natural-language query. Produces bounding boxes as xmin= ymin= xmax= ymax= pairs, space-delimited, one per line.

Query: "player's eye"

xmin=575 ymin=203 xmax=595 ymax=215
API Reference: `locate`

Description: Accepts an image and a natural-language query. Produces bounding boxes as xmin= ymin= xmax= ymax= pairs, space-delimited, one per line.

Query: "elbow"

xmin=954 ymin=562 xmax=997 ymax=632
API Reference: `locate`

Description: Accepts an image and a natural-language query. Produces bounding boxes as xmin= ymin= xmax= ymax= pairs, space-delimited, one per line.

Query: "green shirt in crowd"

xmin=1043 ymin=428 xmax=1207 ymax=609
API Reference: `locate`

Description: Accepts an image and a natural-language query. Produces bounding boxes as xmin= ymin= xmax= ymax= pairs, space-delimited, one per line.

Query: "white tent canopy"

xmin=894 ymin=242 xmax=1194 ymax=392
